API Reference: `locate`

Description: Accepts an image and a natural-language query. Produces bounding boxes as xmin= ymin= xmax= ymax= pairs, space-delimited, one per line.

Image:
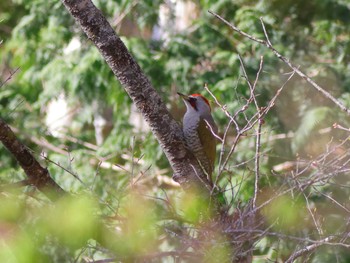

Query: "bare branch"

xmin=0 ymin=67 xmax=20 ymax=88
xmin=10 ymin=126 xmax=69 ymax=156
xmin=208 ymin=11 xmax=350 ymax=116
xmin=0 ymin=118 xmax=65 ymax=200
xmin=285 ymin=236 xmax=335 ymax=263
xmin=253 ymin=115 xmax=263 ymax=209
xmin=333 ymin=123 xmax=350 ymax=132
xmin=42 ymin=155 xmax=85 ymax=185
xmin=60 ymin=0 xmax=211 ymax=192
xmin=238 ymin=55 xmax=265 ymax=209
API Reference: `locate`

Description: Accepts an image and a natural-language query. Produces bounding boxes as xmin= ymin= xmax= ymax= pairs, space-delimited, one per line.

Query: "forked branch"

xmin=60 ymin=0 xmax=212 ymax=192
xmin=208 ymin=10 xmax=350 ymax=116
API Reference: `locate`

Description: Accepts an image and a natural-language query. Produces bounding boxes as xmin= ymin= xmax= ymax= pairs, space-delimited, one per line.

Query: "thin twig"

xmin=131 ymin=135 xmax=136 ymax=185
xmin=298 ymin=181 xmax=324 ymax=236
xmin=0 ymin=118 xmax=65 ymax=199
xmin=0 ymin=67 xmax=20 ymax=88
xmin=262 ymin=69 xmax=296 ymax=116
xmin=333 ymin=123 xmax=350 ymax=132
xmin=253 ymin=116 xmax=263 ymax=209
xmin=240 ymin=55 xmax=265 ymax=209
xmin=208 ymin=11 xmax=350 ymax=115
xmin=260 ymin=17 xmax=272 ymax=46
xmin=113 ymin=0 xmax=139 ymax=27
xmin=285 ymin=236 xmax=335 ymax=263
xmin=42 ymin=155 xmax=85 ymax=185
xmin=215 ymin=119 xmax=233 ymax=186
xmin=318 ymin=190 xmax=350 ymax=213
xmin=204 ymin=83 xmax=240 ymax=132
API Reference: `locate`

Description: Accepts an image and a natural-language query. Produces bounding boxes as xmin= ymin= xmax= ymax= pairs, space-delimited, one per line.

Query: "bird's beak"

xmin=177 ymin=92 xmax=190 ymax=101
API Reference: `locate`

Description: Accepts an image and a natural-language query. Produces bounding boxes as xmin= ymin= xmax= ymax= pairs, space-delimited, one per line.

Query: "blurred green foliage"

xmin=1 ymin=0 xmax=350 ymax=262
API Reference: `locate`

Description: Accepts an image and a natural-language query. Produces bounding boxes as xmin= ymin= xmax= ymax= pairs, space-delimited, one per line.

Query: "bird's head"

xmin=177 ymin=93 xmax=211 ymax=116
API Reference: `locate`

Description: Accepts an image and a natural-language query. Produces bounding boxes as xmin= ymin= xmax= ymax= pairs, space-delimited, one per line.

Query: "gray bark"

xmin=0 ymin=118 xmax=65 ymax=200
xmin=60 ymin=0 xmax=212 ymax=191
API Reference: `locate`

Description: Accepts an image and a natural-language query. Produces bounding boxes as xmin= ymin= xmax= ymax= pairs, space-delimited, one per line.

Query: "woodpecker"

xmin=178 ymin=93 xmax=218 ymax=183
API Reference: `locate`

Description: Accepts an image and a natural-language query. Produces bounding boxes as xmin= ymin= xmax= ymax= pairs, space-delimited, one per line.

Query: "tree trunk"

xmin=0 ymin=118 xmax=64 ymax=200
xmin=60 ymin=0 xmax=212 ymax=192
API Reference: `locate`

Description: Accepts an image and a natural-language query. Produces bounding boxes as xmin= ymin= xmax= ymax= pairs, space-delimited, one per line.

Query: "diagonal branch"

xmin=0 ymin=118 xmax=65 ymax=200
xmin=60 ymin=0 xmax=211 ymax=192
xmin=285 ymin=236 xmax=335 ymax=263
xmin=208 ymin=11 xmax=350 ymax=116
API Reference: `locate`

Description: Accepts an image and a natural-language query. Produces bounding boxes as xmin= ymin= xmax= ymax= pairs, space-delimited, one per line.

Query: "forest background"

xmin=1 ymin=0 xmax=350 ymax=262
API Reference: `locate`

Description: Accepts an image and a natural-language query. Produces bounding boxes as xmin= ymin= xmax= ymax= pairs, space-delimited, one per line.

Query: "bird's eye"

xmin=188 ymin=97 xmax=198 ymax=110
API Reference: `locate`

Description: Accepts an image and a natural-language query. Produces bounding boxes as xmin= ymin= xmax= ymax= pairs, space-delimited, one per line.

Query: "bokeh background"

xmin=1 ymin=0 xmax=350 ymax=262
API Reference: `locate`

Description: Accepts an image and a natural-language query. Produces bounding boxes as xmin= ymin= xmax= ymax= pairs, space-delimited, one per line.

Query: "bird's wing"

xmin=197 ymin=117 xmax=217 ymax=175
